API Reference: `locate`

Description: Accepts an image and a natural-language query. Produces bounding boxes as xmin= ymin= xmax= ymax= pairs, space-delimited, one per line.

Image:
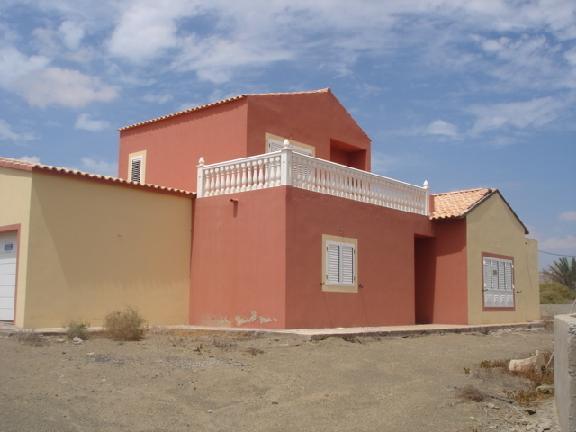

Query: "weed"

xmin=211 ymin=338 xmax=237 ymax=350
xmin=16 ymin=331 xmax=46 ymax=347
xmin=463 ymin=367 xmax=471 ymax=375
xmin=245 ymin=347 xmax=265 ymax=356
xmin=104 ymin=307 xmax=145 ymax=341
xmin=66 ymin=321 xmax=89 ymax=340
xmin=456 ymin=384 xmax=485 ymax=402
xmin=479 ymin=359 xmax=508 ymax=369
xmin=505 ymin=389 xmax=546 ymax=406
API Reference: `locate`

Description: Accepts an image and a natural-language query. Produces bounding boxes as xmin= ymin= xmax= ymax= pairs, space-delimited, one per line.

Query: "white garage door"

xmin=0 ymin=231 xmax=17 ymax=321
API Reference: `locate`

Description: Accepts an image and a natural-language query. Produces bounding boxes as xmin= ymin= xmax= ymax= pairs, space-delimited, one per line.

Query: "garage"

xmin=0 ymin=231 xmax=17 ymax=322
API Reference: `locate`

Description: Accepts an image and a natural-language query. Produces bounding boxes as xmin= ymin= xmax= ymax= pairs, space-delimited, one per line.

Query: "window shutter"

xmin=340 ymin=244 xmax=355 ymax=284
xmin=267 ymin=138 xmax=314 ymax=156
xmin=130 ymin=158 xmax=142 ymax=183
xmin=326 ymin=243 xmax=340 ymax=284
xmin=483 ymin=256 xmax=514 ymax=309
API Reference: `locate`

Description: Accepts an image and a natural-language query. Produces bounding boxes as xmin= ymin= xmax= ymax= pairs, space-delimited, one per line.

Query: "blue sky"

xmin=0 ymin=0 xmax=574 ymax=267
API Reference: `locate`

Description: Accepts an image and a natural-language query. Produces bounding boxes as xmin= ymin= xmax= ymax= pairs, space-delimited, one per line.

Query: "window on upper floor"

xmin=322 ymin=234 xmax=358 ymax=293
xmin=482 ymin=254 xmax=515 ymax=309
xmin=129 ymin=150 xmax=147 ymax=184
xmin=265 ymin=133 xmax=315 ymax=156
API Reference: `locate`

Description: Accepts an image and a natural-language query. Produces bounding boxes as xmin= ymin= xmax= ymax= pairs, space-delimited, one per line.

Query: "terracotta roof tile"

xmin=431 ymin=187 xmax=528 ymax=234
xmin=0 ymin=157 xmax=194 ymax=197
xmin=119 ymin=88 xmax=331 ymax=132
xmin=431 ymin=187 xmax=494 ymax=220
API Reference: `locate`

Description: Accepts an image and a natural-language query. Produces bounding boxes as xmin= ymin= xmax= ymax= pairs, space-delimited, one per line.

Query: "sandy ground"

xmin=0 ymin=328 xmax=557 ymax=432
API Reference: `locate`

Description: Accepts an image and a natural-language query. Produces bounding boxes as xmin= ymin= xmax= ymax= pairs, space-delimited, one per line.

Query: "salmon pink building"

xmin=0 ymin=89 xmax=540 ymax=329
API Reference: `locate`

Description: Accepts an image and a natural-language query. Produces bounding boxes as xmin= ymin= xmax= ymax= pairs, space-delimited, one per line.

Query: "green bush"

xmin=104 ymin=307 xmax=145 ymax=341
xmin=66 ymin=321 xmax=89 ymax=340
xmin=540 ymin=282 xmax=575 ymax=304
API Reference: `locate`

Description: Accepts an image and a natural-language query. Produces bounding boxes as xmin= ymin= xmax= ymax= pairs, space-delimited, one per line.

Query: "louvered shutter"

xmin=483 ymin=259 xmax=494 ymax=307
xmin=483 ymin=256 xmax=514 ymax=309
xmin=326 ymin=242 xmax=340 ymax=284
xmin=130 ymin=158 xmax=142 ymax=183
xmin=340 ymin=244 xmax=355 ymax=285
xmin=266 ymin=138 xmax=314 ymax=156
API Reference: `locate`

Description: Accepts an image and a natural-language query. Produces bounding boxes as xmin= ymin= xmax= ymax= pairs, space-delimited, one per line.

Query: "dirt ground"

xmin=0 ymin=327 xmax=557 ymax=432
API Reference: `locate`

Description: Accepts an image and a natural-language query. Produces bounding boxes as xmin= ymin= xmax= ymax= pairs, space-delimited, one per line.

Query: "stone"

xmin=536 ymin=384 xmax=554 ymax=394
xmin=72 ymin=337 xmax=83 ymax=345
xmin=509 ymin=350 xmax=546 ymax=374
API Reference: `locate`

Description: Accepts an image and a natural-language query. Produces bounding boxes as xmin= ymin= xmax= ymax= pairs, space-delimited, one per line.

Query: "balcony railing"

xmin=196 ymin=144 xmax=429 ymax=215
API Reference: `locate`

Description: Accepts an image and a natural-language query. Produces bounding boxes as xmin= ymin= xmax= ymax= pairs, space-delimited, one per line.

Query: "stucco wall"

xmin=22 ymin=172 xmax=192 ymax=328
xmin=247 ymin=92 xmax=371 ymax=170
xmin=119 ymin=99 xmax=249 ymax=192
xmin=466 ymin=194 xmax=540 ymax=324
xmin=416 ymin=220 xmax=468 ymax=324
xmin=554 ymin=314 xmax=576 ymax=432
xmin=189 ymin=187 xmax=287 ymax=328
xmin=0 ymin=167 xmax=32 ymax=327
xmin=285 ymin=187 xmax=433 ymax=328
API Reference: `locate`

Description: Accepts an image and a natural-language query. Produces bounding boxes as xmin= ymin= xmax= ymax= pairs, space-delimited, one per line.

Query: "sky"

xmin=0 ymin=0 xmax=575 ymax=268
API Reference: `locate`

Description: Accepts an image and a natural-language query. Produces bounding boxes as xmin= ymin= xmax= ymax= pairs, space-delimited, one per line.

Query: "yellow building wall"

xmin=0 ymin=167 xmax=32 ymax=327
xmin=23 ymin=172 xmax=192 ymax=328
xmin=466 ymin=194 xmax=540 ymax=324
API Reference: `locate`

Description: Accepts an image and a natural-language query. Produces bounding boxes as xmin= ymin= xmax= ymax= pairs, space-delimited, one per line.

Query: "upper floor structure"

xmin=119 ymin=88 xmax=428 ymax=215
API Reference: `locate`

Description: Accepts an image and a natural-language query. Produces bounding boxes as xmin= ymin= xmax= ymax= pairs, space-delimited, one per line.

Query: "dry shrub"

xmin=16 ymin=331 xmax=46 ymax=347
xmin=479 ymin=359 xmax=509 ymax=369
xmin=211 ymin=338 xmax=237 ymax=350
xmin=104 ymin=308 xmax=145 ymax=341
xmin=245 ymin=347 xmax=265 ymax=356
xmin=456 ymin=384 xmax=485 ymax=402
xmin=66 ymin=321 xmax=89 ymax=340
xmin=506 ymin=389 xmax=546 ymax=406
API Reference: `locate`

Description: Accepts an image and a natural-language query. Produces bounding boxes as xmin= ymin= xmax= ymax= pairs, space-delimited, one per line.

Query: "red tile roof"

xmin=119 ymin=88 xmax=331 ymax=132
xmin=0 ymin=157 xmax=194 ymax=197
xmin=431 ymin=187 xmax=528 ymax=233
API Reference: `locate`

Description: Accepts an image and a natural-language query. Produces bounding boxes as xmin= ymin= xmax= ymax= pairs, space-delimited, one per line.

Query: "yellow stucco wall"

xmin=0 ymin=167 xmax=32 ymax=327
xmin=22 ymin=172 xmax=192 ymax=328
xmin=466 ymin=194 xmax=540 ymax=324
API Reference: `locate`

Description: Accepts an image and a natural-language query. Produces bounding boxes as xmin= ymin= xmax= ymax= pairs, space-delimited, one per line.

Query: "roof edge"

xmin=119 ymin=88 xmax=332 ymax=132
xmin=0 ymin=157 xmax=194 ymax=198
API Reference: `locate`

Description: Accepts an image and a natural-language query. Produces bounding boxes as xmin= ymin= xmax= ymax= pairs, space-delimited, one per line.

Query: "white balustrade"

xmin=197 ymin=148 xmax=429 ymax=215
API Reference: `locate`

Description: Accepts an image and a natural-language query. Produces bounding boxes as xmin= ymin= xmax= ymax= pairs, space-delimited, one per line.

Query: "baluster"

xmin=205 ymin=170 xmax=212 ymax=196
xmin=231 ymin=164 xmax=239 ymax=193
xmin=240 ymin=163 xmax=247 ymax=191
xmin=257 ymin=159 xmax=264 ymax=188
xmin=251 ymin=160 xmax=258 ymax=189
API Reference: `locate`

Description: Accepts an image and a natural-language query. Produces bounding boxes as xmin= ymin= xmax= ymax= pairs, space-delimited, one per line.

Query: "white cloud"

xmin=540 ymin=235 xmax=576 ymax=251
xmin=560 ymin=211 xmax=576 ymax=222
xmin=108 ymin=1 xmax=197 ymax=62
xmin=0 ymin=119 xmax=35 ymax=141
xmin=424 ymin=120 xmax=459 ymax=138
xmin=142 ymin=93 xmax=173 ymax=104
xmin=58 ymin=21 xmax=85 ymax=50
xmin=15 ymin=155 xmax=41 ymax=164
xmin=467 ymin=96 xmax=566 ymax=135
xmin=0 ymin=46 xmax=117 ymax=107
xmin=75 ymin=113 xmax=110 ymax=132
xmin=80 ymin=157 xmax=116 ymax=176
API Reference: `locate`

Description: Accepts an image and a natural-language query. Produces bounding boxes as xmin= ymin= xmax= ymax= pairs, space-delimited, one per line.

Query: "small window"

xmin=130 ymin=157 xmax=142 ymax=183
xmin=128 ymin=150 xmax=147 ymax=184
xmin=483 ymin=255 xmax=514 ymax=309
xmin=322 ymin=235 xmax=357 ymax=293
xmin=265 ymin=133 xmax=315 ymax=156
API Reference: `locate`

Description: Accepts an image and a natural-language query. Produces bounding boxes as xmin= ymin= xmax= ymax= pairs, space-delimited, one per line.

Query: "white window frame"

xmin=322 ymin=234 xmax=358 ymax=293
xmin=128 ymin=150 xmax=147 ymax=184
xmin=265 ymin=133 xmax=315 ymax=156
xmin=482 ymin=254 xmax=515 ymax=310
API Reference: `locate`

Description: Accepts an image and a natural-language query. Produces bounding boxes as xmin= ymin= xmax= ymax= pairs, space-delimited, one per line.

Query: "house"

xmin=0 ymin=89 xmax=540 ymax=329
